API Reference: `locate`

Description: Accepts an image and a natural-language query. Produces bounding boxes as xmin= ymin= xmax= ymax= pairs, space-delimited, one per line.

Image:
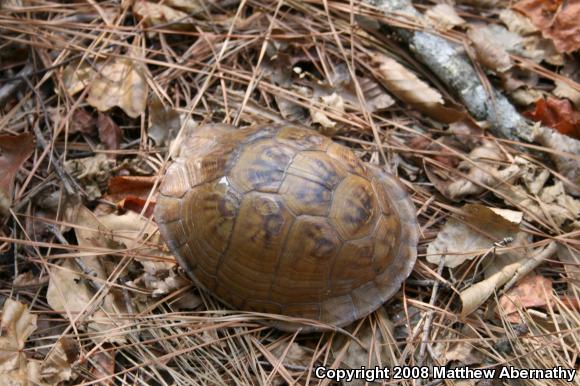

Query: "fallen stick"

xmin=367 ymin=0 xmax=579 ymax=195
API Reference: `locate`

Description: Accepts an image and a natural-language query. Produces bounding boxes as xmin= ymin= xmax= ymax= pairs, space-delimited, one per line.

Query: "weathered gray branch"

xmin=368 ymin=0 xmax=579 ymax=194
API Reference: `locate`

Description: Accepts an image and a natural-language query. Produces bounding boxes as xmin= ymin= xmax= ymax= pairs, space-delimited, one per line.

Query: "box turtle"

xmin=155 ymin=124 xmax=418 ymax=331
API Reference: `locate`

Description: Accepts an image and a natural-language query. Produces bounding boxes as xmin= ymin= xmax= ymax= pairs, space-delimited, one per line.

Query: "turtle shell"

xmin=155 ymin=124 xmax=418 ymax=331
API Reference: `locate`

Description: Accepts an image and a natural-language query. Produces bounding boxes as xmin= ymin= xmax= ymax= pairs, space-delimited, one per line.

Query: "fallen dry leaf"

xmin=458 ymin=236 xmax=557 ymax=317
xmin=96 ymin=209 xmax=172 ymax=277
xmin=270 ymin=341 xmax=311 ymax=369
xmin=90 ymin=346 xmax=115 ymax=386
xmin=70 ymin=109 xmax=96 ymax=135
xmin=520 ymin=34 xmax=564 ymax=65
xmin=262 ymin=51 xmax=306 ymax=121
xmin=0 ymin=133 xmax=35 ymax=214
xmin=86 ymin=57 xmax=148 ymax=118
xmin=133 ymin=1 xmax=194 ymax=28
xmin=97 ymin=210 xmax=160 ymax=250
xmin=557 ymin=244 xmax=579 ymax=297
xmin=107 ymin=175 xmax=156 ymax=199
xmin=65 ymin=153 xmax=115 ymax=200
xmin=499 ymin=9 xmax=538 ymax=36
xmin=332 ymin=308 xmax=395 ymax=386
xmin=0 ymin=299 xmax=37 ymax=383
xmin=310 ymin=92 xmax=345 ymax=134
xmin=148 ymin=95 xmax=181 ymax=146
xmin=64 ymin=53 xmax=148 ymax=118
xmin=12 ymin=271 xmax=48 ymax=289
xmin=46 ymin=259 xmax=128 ymax=344
xmin=426 ymin=4 xmax=465 ymax=30
xmin=513 ymin=0 xmax=580 ymax=53
xmin=340 ymin=76 xmax=396 ymax=113
xmin=535 ymin=126 xmax=580 ymax=196
xmin=498 ymin=274 xmax=552 ymax=323
xmin=373 ymin=54 xmax=464 ymax=123
xmin=448 ymin=119 xmax=486 ymax=150
xmin=525 ymin=97 xmax=580 ymax=139
xmin=105 ymin=175 xmax=157 ymax=217
xmin=118 ymin=197 xmax=156 ymax=218
xmin=163 ymin=0 xmax=205 ymax=14
xmin=97 ymin=112 xmax=122 ymax=151
xmin=467 ymin=25 xmax=513 ymax=73
xmin=427 ymin=204 xmax=521 ymax=268
xmin=433 ymin=326 xmax=484 ymax=365
xmin=425 ymin=141 xmax=520 ymax=200
xmin=61 ymin=62 xmax=94 ymax=96
xmin=553 ymin=80 xmax=580 ymax=109
xmin=28 ymin=339 xmax=73 ymax=385
xmin=497 ymin=181 xmax=580 ymax=228
xmin=307 ymin=63 xmax=396 ymax=124
xmin=509 ymin=88 xmax=545 ymax=106
xmin=319 ymin=63 xmax=396 ymax=113
xmin=44 ymin=206 xmax=158 ymax=343
xmin=494 ymin=10 xmax=563 ymax=64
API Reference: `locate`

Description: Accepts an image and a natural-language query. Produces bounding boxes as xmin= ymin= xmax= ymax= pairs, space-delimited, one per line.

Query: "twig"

xmin=18 ymin=70 xmax=84 ymax=196
xmin=502 ymin=241 xmax=557 ymax=292
xmin=407 ymin=279 xmax=450 ymax=288
xmin=417 ymin=255 xmax=445 ymax=369
xmin=0 ymin=64 xmax=33 ymax=105
xmin=31 ymin=122 xmax=80 ymax=196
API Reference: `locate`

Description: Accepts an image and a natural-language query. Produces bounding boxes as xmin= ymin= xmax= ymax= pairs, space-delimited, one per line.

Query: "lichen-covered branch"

xmin=368 ymin=0 xmax=579 ymax=194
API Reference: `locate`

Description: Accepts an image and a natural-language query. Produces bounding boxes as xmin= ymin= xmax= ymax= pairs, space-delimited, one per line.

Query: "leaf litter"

xmin=0 ymin=0 xmax=579 ymax=385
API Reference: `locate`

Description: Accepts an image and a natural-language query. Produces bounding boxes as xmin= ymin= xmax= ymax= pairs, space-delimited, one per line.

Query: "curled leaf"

xmin=499 ymin=9 xmax=538 ymax=36
xmin=373 ymin=54 xmax=464 ymax=123
xmin=426 ymin=4 xmax=465 ymax=31
xmin=467 ymin=25 xmax=513 ymax=73
xmin=459 ymin=239 xmax=558 ymax=317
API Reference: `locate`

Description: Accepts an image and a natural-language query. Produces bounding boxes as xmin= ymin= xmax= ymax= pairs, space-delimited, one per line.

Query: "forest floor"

xmin=0 ymin=0 xmax=579 ymax=385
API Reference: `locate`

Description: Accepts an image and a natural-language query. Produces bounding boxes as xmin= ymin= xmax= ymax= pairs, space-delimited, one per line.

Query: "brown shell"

xmin=155 ymin=124 xmax=418 ymax=331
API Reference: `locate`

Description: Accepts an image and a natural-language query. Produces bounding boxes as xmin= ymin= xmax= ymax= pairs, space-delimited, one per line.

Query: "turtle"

xmin=154 ymin=123 xmax=418 ymax=332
